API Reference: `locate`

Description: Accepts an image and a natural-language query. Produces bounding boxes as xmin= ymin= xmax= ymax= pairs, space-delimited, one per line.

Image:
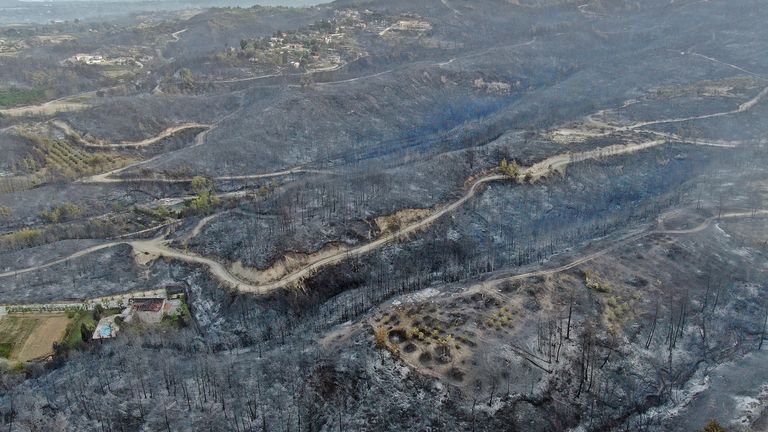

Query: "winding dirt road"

xmin=76 ymin=125 xmax=213 ymax=183
xmin=0 ymin=242 xmax=119 ymax=278
xmin=689 ymin=52 xmax=768 ymax=80
xmin=580 ymin=84 xmax=768 ymax=138
xmin=0 ymin=93 xmax=94 ymax=117
xmin=170 ymin=28 xmax=187 ymax=43
xmin=0 ymin=135 xmax=735 ymax=292
xmin=3 ymin=67 xmax=765 ymax=295
xmin=623 ymin=86 xmax=768 ymax=131
xmin=483 ymin=210 xmax=768 ymax=288
xmin=54 ymin=120 xmax=208 ymax=149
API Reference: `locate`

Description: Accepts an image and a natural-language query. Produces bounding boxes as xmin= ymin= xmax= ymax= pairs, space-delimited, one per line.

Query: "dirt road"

xmin=5 ymin=76 xmax=765 ymax=293
xmin=0 ymin=135 xmax=748 ymax=292
xmin=179 ymin=212 xmax=228 ymax=245
xmin=0 ymin=93 xmax=93 ymax=117
xmin=0 ymin=84 xmax=123 ymax=117
xmin=624 ymin=86 xmax=768 ymax=130
xmin=578 ymin=84 xmax=767 ymax=138
xmin=0 ymin=242 xmax=120 ymax=278
xmin=437 ymin=38 xmax=536 ymax=67
xmin=130 ymin=238 xmax=259 ymax=290
xmin=73 ymin=108 xmax=326 ymax=185
xmin=483 ymin=210 xmax=768 ymax=288
xmin=689 ymin=52 xmax=768 ymax=80
xmin=130 ymin=136 xmax=716 ymax=292
xmin=170 ymin=28 xmax=187 ymax=43
xmin=54 ymin=120 xmax=208 ymax=149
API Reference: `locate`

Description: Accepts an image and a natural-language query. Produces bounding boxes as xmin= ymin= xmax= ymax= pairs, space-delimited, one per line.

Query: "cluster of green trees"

xmin=499 ymin=158 xmax=533 ymax=183
xmin=40 ymin=202 xmax=83 ymax=223
xmin=187 ymin=176 xmax=220 ymax=213
xmin=0 ymin=228 xmax=43 ymax=250
xmin=0 ymin=87 xmax=45 ymax=108
xmin=499 ymin=158 xmax=520 ymax=179
xmin=0 ymin=218 xmax=122 ymax=252
xmin=50 ymin=309 xmax=103 ymax=359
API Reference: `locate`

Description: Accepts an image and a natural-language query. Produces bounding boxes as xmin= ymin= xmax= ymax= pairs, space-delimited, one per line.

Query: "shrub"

xmin=698 ymin=421 xmax=727 ymax=432
xmin=373 ymin=327 xmax=388 ymax=349
xmin=40 ymin=202 xmax=82 ymax=223
xmin=189 ymin=191 xmax=220 ymax=213
xmin=585 ymin=270 xmax=612 ymax=293
xmin=191 ymin=175 xmax=210 ymax=193
xmin=499 ymin=158 xmax=520 ymax=180
xmin=0 ymin=343 xmax=12 ymax=359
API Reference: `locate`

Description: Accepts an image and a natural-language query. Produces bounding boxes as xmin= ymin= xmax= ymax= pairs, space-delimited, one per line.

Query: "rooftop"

xmin=131 ymin=299 xmax=165 ymax=313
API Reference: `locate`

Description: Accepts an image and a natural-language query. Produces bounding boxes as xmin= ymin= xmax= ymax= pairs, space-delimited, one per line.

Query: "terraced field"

xmin=0 ymin=133 xmax=133 ymax=193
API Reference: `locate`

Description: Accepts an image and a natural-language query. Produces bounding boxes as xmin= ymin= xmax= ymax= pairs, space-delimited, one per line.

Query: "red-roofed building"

xmin=130 ymin=298 xmax=166 ymax=324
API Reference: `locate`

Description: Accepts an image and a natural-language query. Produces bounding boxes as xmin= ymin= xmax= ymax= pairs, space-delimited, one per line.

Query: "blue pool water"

xmin=100 ymin=324 xmax=112 ymax=337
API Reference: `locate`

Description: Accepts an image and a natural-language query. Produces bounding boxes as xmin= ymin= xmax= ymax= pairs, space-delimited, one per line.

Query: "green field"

xmin=62 ymin=310 xmax=97 ymax=350
xmin=0 ymin=342 xmax=12 ymax=359
xmin=0 ymin=314 xmax=71 ymax=361
xmin=0 ymin=87 xmax=46 ymax=108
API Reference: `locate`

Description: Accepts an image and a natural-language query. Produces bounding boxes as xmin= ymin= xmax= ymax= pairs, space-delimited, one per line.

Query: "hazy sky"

xmin=0 ymin=0 xmax=328 ymax=24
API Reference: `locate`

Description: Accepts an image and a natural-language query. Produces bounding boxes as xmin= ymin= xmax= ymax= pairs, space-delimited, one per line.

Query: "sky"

xmin=0 ymin=0 xmax=328 ymax=24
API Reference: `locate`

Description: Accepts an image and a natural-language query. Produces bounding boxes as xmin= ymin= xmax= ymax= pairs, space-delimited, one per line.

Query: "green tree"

xmin=499 ymin=158 xmax=520 ymax=180
xmin=179 ymin=68 xmax=194 ymax=89
xmin=61 ymin=203 xmax=82 ymax=218
xmin=41 ymin=207 xmax=62 ymax=223
xmin=93 ymin=304 xmax=104 ymax=321
xmin=156 ymin=205 xmax=171 ymax=219
xmin=191 ymin=175 xmax=210 ymax=193
xmin=189 ymin=191 xmax=220 ymax=213
xmin=40 ymin=203 xmax=81 ymax=223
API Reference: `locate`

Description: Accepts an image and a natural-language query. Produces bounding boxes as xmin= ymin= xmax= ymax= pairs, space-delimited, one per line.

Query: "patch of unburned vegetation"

xmin=0 ymin=87 xmax=46 ymax=108
xmin=0 ymin=132 xmax=134 ymax=193
xmin=0 ymin=314 xmax=70 ymax=362
xmin=374 ymin=208 xmax=431 ymax=234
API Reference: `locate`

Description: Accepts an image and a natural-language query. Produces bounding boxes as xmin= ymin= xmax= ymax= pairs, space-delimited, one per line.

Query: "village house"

xmin=73 ymin=54 xmax=104 ymax=64
xmin=130 ymin=298 xmax=167 ymax=324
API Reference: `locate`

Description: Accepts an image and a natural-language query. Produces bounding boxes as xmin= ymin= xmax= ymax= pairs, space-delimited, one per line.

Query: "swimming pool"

xmin=100 ymin=324 xmax=112 ymax=338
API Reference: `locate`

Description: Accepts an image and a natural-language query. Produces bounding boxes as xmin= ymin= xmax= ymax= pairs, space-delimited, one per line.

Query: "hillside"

xmin=1 ymin=0 xmax=767 ymax=430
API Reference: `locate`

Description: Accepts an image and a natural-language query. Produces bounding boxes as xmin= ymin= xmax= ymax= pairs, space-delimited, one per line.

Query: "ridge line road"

xmin=0 ymin=138 xmax=754 ymax=292
xmin=480 ymin=210 xmax=768 ymax=289
xmin=2 ymin=80 xmax=765 ymax=293
xmin=3 ymin=209 xmax=765 ymax=310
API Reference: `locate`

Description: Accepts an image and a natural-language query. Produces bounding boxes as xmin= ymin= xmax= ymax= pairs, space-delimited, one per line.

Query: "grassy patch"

xmin=0 ymin=316 xmax=39 ymax=358
xmin=161 ymin=302 xmax=190 ymax=328
xmin=0 ymin=314 xmax=70 ymax=361
xmin=0 ymin=343 xmax=12 ymax=359
xmin=0 ymin=87 xmax=46 ymax=108
xmin=584 ymin=269 xmax=612 ymax=293
xmin=62 ymin=310 xmax=97 ymax=350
